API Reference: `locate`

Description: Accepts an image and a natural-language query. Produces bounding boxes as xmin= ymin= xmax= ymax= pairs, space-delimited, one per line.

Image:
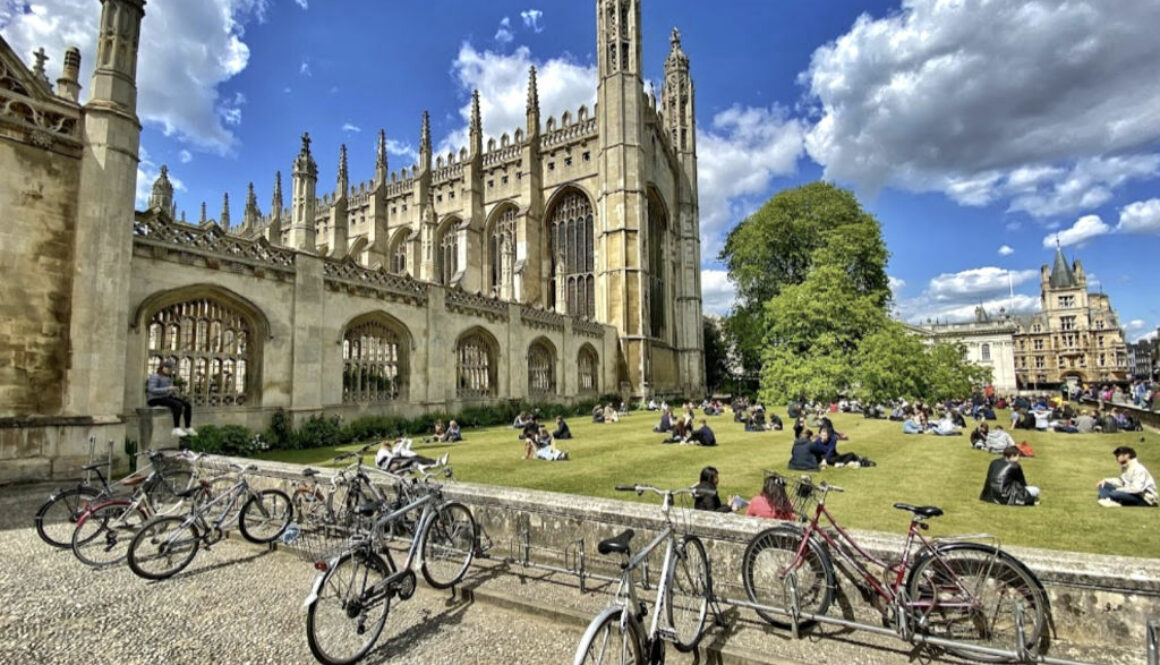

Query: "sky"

xmin=3 ymin=0 xmax=1159 ymax=342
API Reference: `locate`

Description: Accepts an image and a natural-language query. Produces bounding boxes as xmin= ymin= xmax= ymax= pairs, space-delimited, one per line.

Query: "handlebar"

xmin=613 ymin=484 xmax=707 ymax=497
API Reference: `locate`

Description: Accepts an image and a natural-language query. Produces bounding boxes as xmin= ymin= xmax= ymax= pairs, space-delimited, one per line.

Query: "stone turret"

xmin=288 ymin=132 xmax=318 ymax=251
xmin=56 ymin=46 xmax=81 ymax=102
xmin=374 ymin=129 xmax=388 ymax=188
xmin=526 ymin=67 xmax=540 ymax=137
xmin=470 ymin=91 xmax=482 ymax=157
xmin=266 ymin=171 xmax=284 ymax=244
xmin=326 ymin=144 xmax=350 ymax=258
xmin=148 ymin=165 xmax=175 ymax=218
xmin=243 ymin=182 xmax=260 ymax=230
xmin=220 ymin=192 xmax=231 ymax=229
xmin=199 ymin=201 xmax=207 ymax=226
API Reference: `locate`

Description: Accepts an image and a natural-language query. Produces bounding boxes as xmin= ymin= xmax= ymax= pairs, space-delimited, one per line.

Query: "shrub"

xmin=187 ymin=424 xmax=258 ymax=455
xmin=291 ymin=415 xmax=343 ymax=450
xmin=263 ymin=409 xmax=293 ymax=450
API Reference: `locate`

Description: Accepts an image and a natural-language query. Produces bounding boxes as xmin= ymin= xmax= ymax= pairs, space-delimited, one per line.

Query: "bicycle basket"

xmin=281 ymin=521 xmax=355 ymax=564
xmin=763 ymin=471 xmax=819 ymax=522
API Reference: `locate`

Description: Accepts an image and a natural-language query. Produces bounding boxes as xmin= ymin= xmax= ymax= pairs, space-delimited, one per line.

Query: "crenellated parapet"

xmin=541 ymin=109 xmax=597 ymax=149
xmin=520 ymin=306 xmax=566 ymax=332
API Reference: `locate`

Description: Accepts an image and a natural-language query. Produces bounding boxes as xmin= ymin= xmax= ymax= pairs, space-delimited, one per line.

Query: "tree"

xmin=702 ymin=316 xmax=732 ymax=395
xmin=720 ymin=182 xmax=890 ymax=375
xmin=926 ymin=341 xmax=992 ymax=401
xmin=854 ymin=322 xmax=932 ymax=404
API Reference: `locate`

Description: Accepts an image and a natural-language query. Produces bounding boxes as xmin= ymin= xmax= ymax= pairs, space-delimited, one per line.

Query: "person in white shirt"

xmin=1097 ymin=446 xmax=1158 ymax=507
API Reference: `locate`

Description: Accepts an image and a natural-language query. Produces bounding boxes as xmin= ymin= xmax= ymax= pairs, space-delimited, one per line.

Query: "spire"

xmin=665 ymin=27 xmax=689 ymax=71
xmin=272 ymin=171 xmax=283 ymax=215
xmin=420 ymin=110 xmax=431 ymax=155
xmin=337 ymin=143 xmax=349 ymax=196
xmin=526 ymin=66 xmax=539 ymax=112
xmin=220 ymin=192 xmax=231 ymax=229
xmin=199 ymin=201 xmax=207 ymax=226
xmin=1049 ymin=243 xmax=1077 ymax=289
xmin=375 ymin=128 xmax=388 ymax=185
xmin=244 ymin=182 xmax=260 ymax=229
xmin=470 ymin=90 xmax=483 ymax=155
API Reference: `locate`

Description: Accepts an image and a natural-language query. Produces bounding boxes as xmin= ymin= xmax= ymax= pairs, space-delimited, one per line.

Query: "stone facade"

xmin=1 ymin=0 xmax=704 ymax=482
xmin=1012 ymin=246 xmax=1129 ymax=389
xmin=914 ymin=306 xmax=1019 ymax=392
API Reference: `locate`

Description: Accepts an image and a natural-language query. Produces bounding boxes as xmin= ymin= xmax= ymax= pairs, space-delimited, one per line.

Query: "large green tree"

xmin=702 ymin=316 xmax=732 ymax=394
xmin=720 ymin=182 xmax=890 ymax=377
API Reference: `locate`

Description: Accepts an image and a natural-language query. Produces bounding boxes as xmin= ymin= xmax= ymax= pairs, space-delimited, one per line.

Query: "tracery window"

xmin=578 ymin=346 xmax=598 ymax=394
xmin=488 ymin=206 xmax=518 ymax=296
xmin=549 ymin=190 xmax=595 ymax=318
xmin=145 ymin=298 xmax=252 ymax=407
xmin=980 ymin=343 xmax=991 ymax=361
xmin=528 ymin=342 xmax=555 ymax=395
xmin=647 ymin=193 xmax=667 ymax=339
xmin=437 ymin=220 xmax=459 ymax=286
xmin=342 ymin=319 xmax=405 ymax=402
xmin=457 ymin=332 xmax=495 ymax=398
xmin=390 ymin=230 xmax=410 ymax=276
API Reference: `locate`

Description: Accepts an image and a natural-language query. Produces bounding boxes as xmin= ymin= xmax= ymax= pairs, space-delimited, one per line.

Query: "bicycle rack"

xmin=495 ymin=523 xmax=618 ymax=593
xmin=1148 ymin=620 xmax=1158 ymax=665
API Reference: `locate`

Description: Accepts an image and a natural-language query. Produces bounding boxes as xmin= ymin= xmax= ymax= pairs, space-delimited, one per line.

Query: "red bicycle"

xmin=741 ymin=474 xmax=1049 ymax=663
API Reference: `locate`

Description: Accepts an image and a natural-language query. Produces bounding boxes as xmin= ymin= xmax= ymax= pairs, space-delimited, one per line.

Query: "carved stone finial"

xmin=471 ymin=90 xmax=482 ymax=131
xmin=301 ymin=132 xmax=312 ymax=154
xmin=337 ymin=143 xmax=349 ymax=190
xmin=32 ymin=47 xmax=49 ymax=82
xmin=420 ymin=111 xmax=431 ymax=153
xmin=199 ymin=201 xmax=207 ymax=225
xmin=527 ymin=66 xmax=539 ymax=111
xmin=671 ymin=27 xmax=681 ymax=47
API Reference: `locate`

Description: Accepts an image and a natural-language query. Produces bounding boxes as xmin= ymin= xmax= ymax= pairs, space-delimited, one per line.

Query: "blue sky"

xmin=3 ymin=0 xmax=1158 ymax=341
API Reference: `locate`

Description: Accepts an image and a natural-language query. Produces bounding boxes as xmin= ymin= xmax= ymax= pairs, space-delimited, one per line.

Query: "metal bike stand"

xmin=1015 ymin=602 xmax=1031 ymax=663
xmin=1147 ymin=620 xmax=1158 ymax=665
xmin=785 ymin=572 xmax=801 ymax=640
xmin=84 ymin=435 xmax=97 ymax=484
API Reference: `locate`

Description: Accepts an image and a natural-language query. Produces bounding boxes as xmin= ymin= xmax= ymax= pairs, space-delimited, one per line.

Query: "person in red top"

xmin=745 ymin=475 xmax=796 ymax=520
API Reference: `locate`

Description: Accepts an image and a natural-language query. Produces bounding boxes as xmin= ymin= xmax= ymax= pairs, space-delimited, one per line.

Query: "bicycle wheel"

xmin=146 ymin=469 xmax=194 ymax=515
xmin=306 ymin=550 xmax=392 ymax=665
xmin=574 ymin=607 xmax=644 ymax=665
xmin=741 ymin=525 xmax=834 ymax=629
xmin=419 ymin=501 xmax=476 ymax=589
xmin=71 ymin=501 xmax=147 ymax=567
xmin=238 ymin=489 xmax=293 ymax=543
xmin=127 ymin=515 xmax=200 ymax=580
xmin=906 ymin=543 xmax=1048 ymax=662
xmin=666 ymin=535 xmax=710 ymax=652
xmin=35 ymin=487 xmax=102 ymax=548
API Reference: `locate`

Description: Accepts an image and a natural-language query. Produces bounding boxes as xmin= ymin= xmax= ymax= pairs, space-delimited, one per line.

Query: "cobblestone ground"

xmin=0 ymin=483 xmax=576 ymax=665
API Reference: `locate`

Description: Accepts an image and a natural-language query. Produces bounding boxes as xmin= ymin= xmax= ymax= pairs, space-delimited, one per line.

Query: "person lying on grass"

xmin=523 ymin=425 xmax=569 ymax=461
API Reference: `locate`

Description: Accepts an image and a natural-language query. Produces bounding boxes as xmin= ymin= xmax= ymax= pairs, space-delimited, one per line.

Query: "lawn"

xmin=259 ymin=410 xmax=1159 ymax=558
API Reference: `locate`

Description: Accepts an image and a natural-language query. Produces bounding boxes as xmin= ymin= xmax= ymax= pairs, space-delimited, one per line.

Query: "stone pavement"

xmin=0 ymin=482 xmax=1142 ymax=665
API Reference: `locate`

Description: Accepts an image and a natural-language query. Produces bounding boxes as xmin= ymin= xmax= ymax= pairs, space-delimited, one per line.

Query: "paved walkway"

xmin=0 ymin=483 xmax=1141 ymax=665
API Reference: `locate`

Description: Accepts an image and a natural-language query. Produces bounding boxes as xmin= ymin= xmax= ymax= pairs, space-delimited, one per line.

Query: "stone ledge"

xmin=0 ymin=415 xmax=123 ymax=428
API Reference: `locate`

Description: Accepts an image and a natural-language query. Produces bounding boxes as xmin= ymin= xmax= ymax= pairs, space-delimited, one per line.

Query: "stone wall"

xmin=0 ymin=140 xmax=80 ymax=417
xmin=203 ymin=455 xmax=1160 ymax=652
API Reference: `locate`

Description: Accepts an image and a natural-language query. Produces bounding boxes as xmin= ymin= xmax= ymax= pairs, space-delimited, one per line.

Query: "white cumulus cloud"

xmin=294 ymin=0 xmax=307 ymax=8
xmin=494 ymin=16 xmax=513 ymax=44
xmin=3 ymin=0 xmax=266 ymax=154
xmin=341 ymin=122 xmax=361 ymax=133
xmin=802 ymin=0 xmax=1160 ymax=218
xmin=299 ymin=60 xmax=311 ymax=77
xmin=179 ymin=149 xmax=193 ymax=164
xmin=1042 ymin=214 xmax=1111 ymax=248
xmin=700 ymin=269 xmax=738 ymax=316
xmin=998 ymin=245 xmax=1014 ymax=256
xmin=520 ymin=9 xmax=543 ymax=33
xmin=1118 ymin=198 xmax=1160 ymax=234
xmin=896 ymin=266 xmax=1040 ymax=324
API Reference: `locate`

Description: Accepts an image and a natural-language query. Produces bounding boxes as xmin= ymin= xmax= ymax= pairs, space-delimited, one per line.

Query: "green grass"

xmin=259 ymin=410 xmax=1160 ymax=558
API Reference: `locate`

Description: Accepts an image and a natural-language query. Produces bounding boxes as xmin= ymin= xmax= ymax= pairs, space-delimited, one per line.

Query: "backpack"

xmin=1016 ymin=440 xmax=1035 ymax=458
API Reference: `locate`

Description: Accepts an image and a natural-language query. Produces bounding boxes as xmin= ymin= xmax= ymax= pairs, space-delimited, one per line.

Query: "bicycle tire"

xmin=666 ymin=535 xmax=710 ymax=652
xmin=238 ymin=489 xmax=293 ymax=543
xmin=573 ymin=606 xmax=645 ymax=665
xmin=419 ymin=501 xmax=476 ymax=589
xmin=306 ymin=550 xmax=392 ymax=665
xmin=127 ymin=515 xmax=200 ymax=580
xmin=741 ymin=524 xmax=835 ymax=629
xmin=906 ymin=543 xmax=1048 ymax=662
xmin=71 ymin=500 xmax=147 ymax=567
xmin=35 ymin=487 xmax=103 ymax=548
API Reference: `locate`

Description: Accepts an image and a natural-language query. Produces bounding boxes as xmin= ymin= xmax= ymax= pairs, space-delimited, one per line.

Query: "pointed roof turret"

xmin=220 ymin=192 xmax=231 ymax=229
xmin=337 ymin=143 xmax=349 ymax=196
xmin=526 ymin=66 xmax=539 ymax=112
xmin=1049 ymin=241 xmax=1077 ymax=289
xmin=420 ymin=110 xmax=431 ymax=155
xmin=272 ymin=171 xmax=283 ymax=215
xmin=375 ymin=128 xmax=388 ymax=185
xmin=149 ymin=165 xmax=174 ymax=215
xmin=294 ymin=131 xmax=318 ymax=179
xmin=470 ymin=90 xmax=483 ymax=155
xmin=665 ymin=27 xmax=689 ymax=72
xmin=199 ymin=201 xmax=207 ymax=226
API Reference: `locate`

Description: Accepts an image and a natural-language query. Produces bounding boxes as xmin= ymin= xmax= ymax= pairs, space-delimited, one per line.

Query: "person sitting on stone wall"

xmin=551 ymin=415 xmax=572 ymax=440
xmin=147 ymin=360 xmax=196 ymax=438
xmin=744 ymin=474 xmax=796 ymax=520
xmin=1097 ymin=446 xmax=1157 ymax=507
xmin=979 ymin=445 xmax=1039 ymax=506
xmin=524 ymin=424 xmax=568 ymax=461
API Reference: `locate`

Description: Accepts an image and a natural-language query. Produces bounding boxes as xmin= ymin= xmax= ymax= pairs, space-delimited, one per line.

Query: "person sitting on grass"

xmin=423 ymin=419 xmax=446 ymax=443
xmin=524 ymin=425 xmax=569 ymax=461
xmin=693 ymin=466 xmax=737 ymax=514
xmin=684 ymin=418 xmax=717 ymax=446
xmin=653 ymin=406 xmax=674 ymax=433
xmin=810 ymin=426 xmax=874 ymax=468
xmin=520 ymin=414 xmax=540 ymax=442
xmin=647 ymin=398 xmax=659 ymax=411
xmin=969 ymin=422 xmax=990 ymax=447
xmin=551 ymin=415 xmax=572 ymax=440
xmin=787 ymin=429 xmax=819 ymax=471
xmin=376 ymin=437 xmax=435 ymax=473
xmin=513 ymin=412 xmax=531 ymax=429
xmin=766 ymin=411 xmax=784 ymax=431
xmin=980 ymin=445 xmax=1039 ymax=506
xmin=979 ymin=425 xmax=1015 ymax=453
xmin=592 ymin=404 xmax=605 ymax=423
xmin=745 ymin=475 xmax=796 ymax=520
xmin=444 ymin=420 xmax=462 ymax=442
xmin=929 ymin=412 xmax=962 ymax=436
xmin=902 ymin=416 xmax=924 ymax=434
xmin=1053 ymin=418 xmax=1079 ymax=434
xmin=603 ymin=403 xmax=620 ymax=423
xmin=1097 ymin=446 xmax=1157 ymax=507
xmin=1074 ymin=409 xmax=1096 ymax=433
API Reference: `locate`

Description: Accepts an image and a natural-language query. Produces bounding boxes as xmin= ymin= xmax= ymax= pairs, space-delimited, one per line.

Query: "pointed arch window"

xmin=342 ymin=318 xmax=407 ymax=402
xmin=145 ymin=298 xmax=253 ymax=407
xmin=390 ymin=230 xmax=410 ymax=276
xmin=488 ymin=206 xmax=518 ymax=297
xmin=647 ymin=192 xmax=668 ymax=340
xmin=578 ymin=346 xmax=598 ymax=394
xmin=981 ymin=343 xmax=991 ymax=361
xmin=437 ymin=220 xmax=459 ymax=285
xmin=457 ymin=332 xmax=495 ymax=398
xmin=528 ymin=342 xmax=555 ymax=395
xmin=549 ymin=190 xmax=595 ymax=318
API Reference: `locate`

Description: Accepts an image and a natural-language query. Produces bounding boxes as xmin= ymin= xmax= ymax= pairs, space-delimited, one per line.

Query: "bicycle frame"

xmin=614 ymin=525 xmax=678 ymax=644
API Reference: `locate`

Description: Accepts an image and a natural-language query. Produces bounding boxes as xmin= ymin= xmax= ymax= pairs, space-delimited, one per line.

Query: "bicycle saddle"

xmin=174 ymin=485 xmax=203 ymax=499
xmin=121 ymin=474 xmax=150 ymax=486
xmin=302 ymin=468 xmax=320 ymax=477
xmin=355 ymin=500 xmax=384 ymax=517
xmin=893 ymin=503 xmax=944 ymax=518
xmin=597 ymin=529 xmax=635 ymax=555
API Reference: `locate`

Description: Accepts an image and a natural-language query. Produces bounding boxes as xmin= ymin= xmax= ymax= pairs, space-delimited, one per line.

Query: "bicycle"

xmin=741 ymin=473 xmax=1049 ymax=663
xmin=33 ymin=448 xmax=193 ymax=549
xmin=69 ymin=450 xmax=205 ymax=567
xmin=125 ymin=463 xmax=293 ymax=580
xmin=303 ymin=457 xmax=475 ymax=665
xmin=292 ymin=445 xmax=389 ymax=534
xmin=573 ymin=484 xmax=713 ymax=665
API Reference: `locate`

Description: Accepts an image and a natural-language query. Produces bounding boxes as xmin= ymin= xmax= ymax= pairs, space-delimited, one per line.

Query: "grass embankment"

xmin=260 ymin=410 xmax=1159 ymax=558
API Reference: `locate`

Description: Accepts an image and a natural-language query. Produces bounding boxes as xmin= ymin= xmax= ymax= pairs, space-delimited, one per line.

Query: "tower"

xmin=220 ymin=192 xmax=231 ymax=229
xmin=326 ymin=144 xmax=350 ymax=258
xmin=243 ymin=182 xmax=260 ymax=232
xmin=66 ymin=0 xmax=147 ymax=417
xmin=595 ymin=0 xmax=649 ymax=391
xmin=288 ymin=132 xmax=318 ymax=251
xmin=56 ymin=46 xmax=82 ymax=102
xmin=519 ymin=68 xmax=545 ymax=305
xmin=148 ymin=165 xmax=175 ymax=218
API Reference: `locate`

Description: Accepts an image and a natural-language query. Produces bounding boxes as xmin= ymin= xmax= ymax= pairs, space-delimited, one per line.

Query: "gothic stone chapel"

xmin=0 ymin=0 xmax=705 ymax=481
